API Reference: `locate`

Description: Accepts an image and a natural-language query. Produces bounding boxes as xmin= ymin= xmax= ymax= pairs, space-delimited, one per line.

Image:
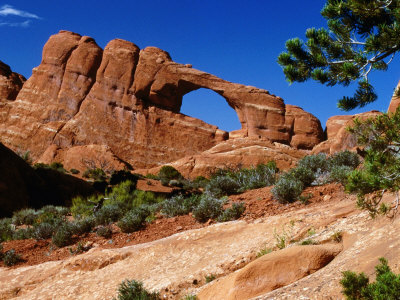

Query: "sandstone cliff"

xmin=0 ymin=30 xmax=323 ymax=171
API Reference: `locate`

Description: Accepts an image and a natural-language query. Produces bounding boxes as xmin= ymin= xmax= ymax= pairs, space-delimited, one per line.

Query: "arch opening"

xmin=180 ymin=88 xmax=241 ymax=132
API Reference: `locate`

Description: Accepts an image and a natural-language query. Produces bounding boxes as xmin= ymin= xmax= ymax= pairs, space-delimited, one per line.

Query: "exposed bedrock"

xmin=0 ymin=30 xmax=323 ymax=170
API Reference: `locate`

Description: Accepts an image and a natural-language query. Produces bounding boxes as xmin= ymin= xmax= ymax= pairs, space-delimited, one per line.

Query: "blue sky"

xmin=1 ymin=1 xmax=399 ymax=131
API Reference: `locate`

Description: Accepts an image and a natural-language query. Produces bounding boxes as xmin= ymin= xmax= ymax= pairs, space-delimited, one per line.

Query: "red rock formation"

xmin=135 ymin=138 xmax=307 ymax=179
xmin=0 ymin=60 xmax=25 ymax=101
xmin=0 ymin=30 xmax=324 ymax=171
xmin=388 ymin=80 xmax=400 ymax=113
xmin=313 ymin=111 xmax=382 ymax=154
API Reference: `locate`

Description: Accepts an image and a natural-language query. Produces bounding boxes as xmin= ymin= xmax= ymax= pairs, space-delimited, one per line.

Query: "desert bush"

xmin=192 ymin=194 xmax=224 ymax=222
xmin=12 ymin=208 xmax=37 ymax=226
xmin=71 ymin=194 xmax=102 ymax=218
xmin=218 ymin=202 xmax=246 ymax=222
xmin=329 ymin=150 xmax=360 ymax=169
xmin=161 ymin=194 xmax=201 ymax=217
xmin=117 ymin=208 xmax=149 ymax=233
xmin=94 ymin=204 xmax=125 ymax=226
xmin=235 ymin=165 xmax=277 ymax=192
xmin=158 ymin=166 xmax=183 ymax=186
xmin=0 ymin=218 xmax=13 ymax=242
xmin=96 ymin=226 xmax=112 ymax=239
xmin=272 ymin=173 xmax=304 ymax=203
xmin=114 ymin=279 xmax=159 ymax=300
xmin=52 ymin=224 xmax=74 ymax=247
xmin=191 ymin=176 xmax=209 ymax=189
xmin=340 ymin=257 xmax=400 ymax=299
xmin=329 ymin=165 xmax=353 ymax=185
xmin=297 ymin=153 xmax=329 ymax=173
xmin=12 ymin=227 xmax=34 ymax=240
xmin=33 ymin=222 xmax=56 ymax=240
xmin=71 ymin=217 xmax=95 ymax=235
xmin=83 ymin=168 xmax=107 ymax=181
xmin=289 ymin=166 xmax=316 ymax=187
xmin=2 ymin=249 xmax=22 ymax=266
xmin=49 ymin=162 xmax=67 ymax=173
xmin=132 ymin=190 xmax=163 ymax=207
xmin=70 ymin=168 xmax=80 ymax=174
xmin=182 ymin=295 xmax=198 ymax=300
xmin=205 ymin=175 xmax=241 ymax=197
xmin=35 ymin=205 xmax=68 ymax=225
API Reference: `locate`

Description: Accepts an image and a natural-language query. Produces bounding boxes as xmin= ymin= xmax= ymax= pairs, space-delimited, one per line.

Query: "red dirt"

xmin=0 ymin=183 xmax=345 ymax=269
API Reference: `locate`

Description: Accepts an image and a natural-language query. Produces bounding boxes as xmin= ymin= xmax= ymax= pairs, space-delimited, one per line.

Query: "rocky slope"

xmin=1 ymin=186 xmax=399 ymax=299
xmin=0 ymin=30 xmax=323 ymax=173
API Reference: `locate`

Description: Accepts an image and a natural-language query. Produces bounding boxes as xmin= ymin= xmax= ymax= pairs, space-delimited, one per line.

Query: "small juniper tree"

xmin=278 ymin=0 xmax=400 ymax=110
xmin=346 ymin=108 xmax=400 ymax=217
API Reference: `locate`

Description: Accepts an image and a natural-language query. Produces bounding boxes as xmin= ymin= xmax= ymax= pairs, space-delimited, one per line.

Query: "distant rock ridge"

xmin=0 ymin=30 xmax=323 ymax=170
xmin=0 ymin=60 xmax=25 ymax=101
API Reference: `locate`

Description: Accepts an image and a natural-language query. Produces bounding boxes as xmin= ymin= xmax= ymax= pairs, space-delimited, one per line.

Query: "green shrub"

xmin=49 ymin=162 xmax=67 ymax=173
xmin=71 ymin=217 xmax=95 ymax=235
xmin=12 ymin=208 xmax=37 ymax=226
xmin=161 ymin=194 xmax=201 ymax=217
xmin=70 ymin=168 xmax=80 ymax=174
xmin=193 ymin=194 xmax=224 ymax=222
xmin=329 ymin=150 xmax=361 ymax=169
xmin=289 ymin=166 xmax=316 ymax=187
xmin=182 ymin=295 xmax=197 ymax=300
xmin=0 ymin=218 xmax=14 ymax=242
xmin=114 ymin=279 xmax=159 ymax=300
xmin=33 ymin=222 xmax=56 ymax=240
xmin=96 ymin=225 xmax=112 ymax=238
xmin=36 ymin=205 xmax=68 ymax=224
xmin=340 ymin=257 xmax=400 ymax=299
xmin=71 ymin=195 xmax=100 ymax=218
xmin=95 ymin=204 xmax=126 ymax=226
xmin=83 ymin=168 xmax=107 ymax=181
xmin=218 ymin=202 xmax=246 ymax=222
xmin=117 ymin=208 xmax=149 ymax=233
xmin=158 ymin=166 xmax=183 ymax=182
xmin=52 ymin=224 xmax=73 ymax=248
xmin=297 ymin=153 xmax=329 ymax=173
xmin=13 ymin=227 xmax=34 ymax=240
xmin=272 ymin=173 xmax=304 ymax=203
xmin=145 ymin=173 xmax=158 ymax=180
xmin=192 ymin=176 xmax=209 ymax=188
xmin=205 ymin=274 xmax=216 ymax=283
xmin=235 ymin=165 xmax=277 ymax=192
xmin=330 ymin=165 xmax=353 ymax=185
xmin=132 ymin=190 xmax=163 ymax=207
xmin=2 ymin=249 xmax=22 ymax=266
xmin=205 ymin=176 xmax=241 ymax=197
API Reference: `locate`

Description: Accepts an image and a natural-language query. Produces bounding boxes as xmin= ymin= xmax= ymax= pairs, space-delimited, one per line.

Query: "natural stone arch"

xmin=133 ymin=47 xmax=288 ymax=141
xmin=180 ymin=87 xmax=241 ymax=132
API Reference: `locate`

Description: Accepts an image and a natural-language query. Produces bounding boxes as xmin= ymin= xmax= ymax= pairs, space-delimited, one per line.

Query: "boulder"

xmin=198 ymin=244 xmax=341 ymax=300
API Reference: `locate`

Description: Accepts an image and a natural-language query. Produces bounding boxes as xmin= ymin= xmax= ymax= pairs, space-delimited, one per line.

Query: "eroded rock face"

xmin=0 ymin=60 xmax=25 ymax=101
xmin=135 ymin=138 xmax=307 ymax=179
xmin=198 ymin=244 xmax=341 ymax=300
xmin=313 ymin=111 xmax=382 ymax=154
xmin=0 ymin=30 xmax=323 ymax=170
